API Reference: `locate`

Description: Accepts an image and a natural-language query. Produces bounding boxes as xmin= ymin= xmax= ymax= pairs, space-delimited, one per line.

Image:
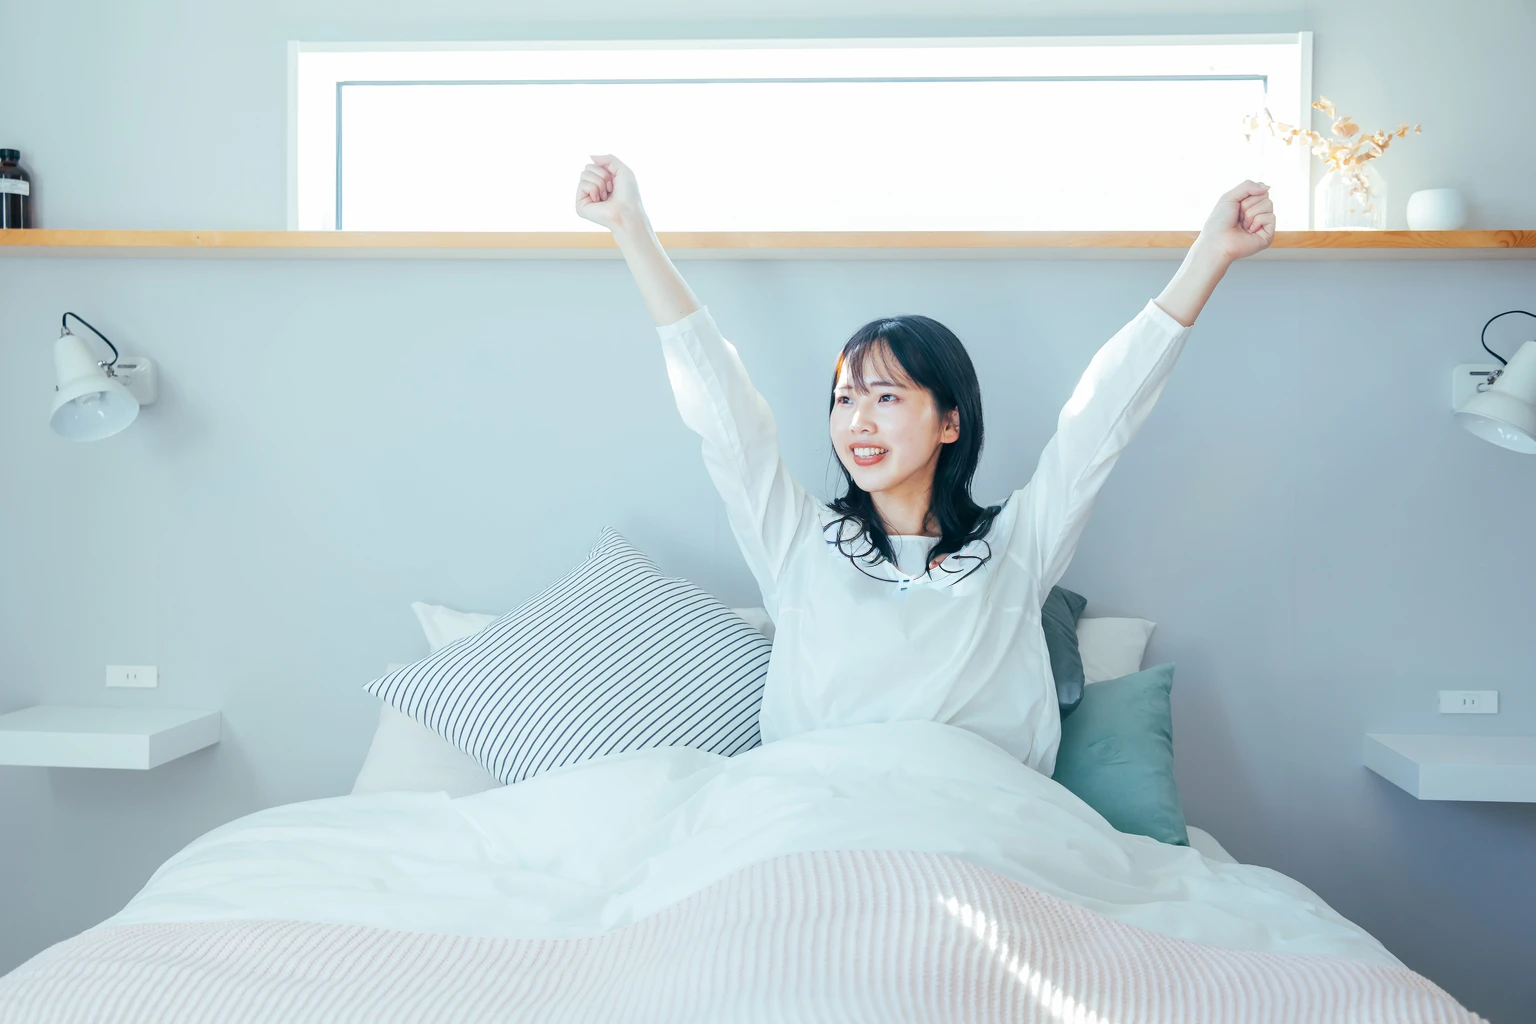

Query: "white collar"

xmin=819 ymin=514 xmax=996 ymax=594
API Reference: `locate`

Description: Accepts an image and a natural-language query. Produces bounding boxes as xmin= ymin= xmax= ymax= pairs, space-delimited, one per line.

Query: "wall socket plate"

xmin=1452 ymin=364 xmax=1502 ymax=410
xmin=1438 ymin=689 xmax=1497 ymax=714
xmin=107 ymin=665 xmax=158 ymax=689
xmin=113 ymin=357 xmax=158 ymax=406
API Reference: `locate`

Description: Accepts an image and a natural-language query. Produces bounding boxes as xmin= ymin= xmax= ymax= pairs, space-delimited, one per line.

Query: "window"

xmin=291 ymin=35 xmax=1310 ymax=233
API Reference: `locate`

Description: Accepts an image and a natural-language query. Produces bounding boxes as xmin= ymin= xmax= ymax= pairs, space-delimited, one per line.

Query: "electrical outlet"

xmin=1438 ymin=689 xmax=1497 ymax=714
xmin=106 ymin=665 xmax=158 ymax=689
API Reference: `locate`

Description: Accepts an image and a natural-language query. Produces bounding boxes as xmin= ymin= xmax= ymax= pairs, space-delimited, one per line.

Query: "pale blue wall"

xmin=2 ymin=2 xmax=1534 ymax=1021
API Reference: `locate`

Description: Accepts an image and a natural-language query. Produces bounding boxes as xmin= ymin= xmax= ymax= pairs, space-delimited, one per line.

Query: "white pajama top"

xmin=656 ymin=299 xmax=1192 ymax=777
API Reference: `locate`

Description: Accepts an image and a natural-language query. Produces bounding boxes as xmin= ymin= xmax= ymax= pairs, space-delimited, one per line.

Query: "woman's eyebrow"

xmin=835 ymin=378 xmax=907 ymax=391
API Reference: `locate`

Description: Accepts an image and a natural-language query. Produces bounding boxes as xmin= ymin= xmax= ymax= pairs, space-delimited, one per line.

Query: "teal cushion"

xmin=1051 ymin=663 xmax=1189 ymax=846
xmin=1041 ymin=585 xmax=1088 ymax=719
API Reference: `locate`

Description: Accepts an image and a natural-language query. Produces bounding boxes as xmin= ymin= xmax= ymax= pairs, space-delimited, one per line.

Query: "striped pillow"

xmin=364 ymin=527 xmax=770 ymax=784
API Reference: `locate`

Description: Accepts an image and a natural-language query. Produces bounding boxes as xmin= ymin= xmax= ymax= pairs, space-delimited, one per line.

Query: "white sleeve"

xmin=656 ymin=305 xmax=819 ymax=618
xmin=1008 ymin=298 xmax=1193 ymax=595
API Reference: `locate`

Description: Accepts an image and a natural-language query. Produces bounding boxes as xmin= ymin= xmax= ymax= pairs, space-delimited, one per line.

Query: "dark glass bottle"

xmin=1 ymin=150 xmax=32 ymax=228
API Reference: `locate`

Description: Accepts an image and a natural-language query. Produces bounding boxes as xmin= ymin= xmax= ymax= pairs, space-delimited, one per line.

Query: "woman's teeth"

xmin=852 ymin=446 xmax=889 ymax=464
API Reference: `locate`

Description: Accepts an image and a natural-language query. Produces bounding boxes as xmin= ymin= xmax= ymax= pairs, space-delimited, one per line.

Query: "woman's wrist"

xmin=1154 ymin=237 xmax=1233 ymax=327
xmin=1184 ymin=234 xmax=1235 ymax=276
xmin=611 ymin=209 xmax=656 ymax=248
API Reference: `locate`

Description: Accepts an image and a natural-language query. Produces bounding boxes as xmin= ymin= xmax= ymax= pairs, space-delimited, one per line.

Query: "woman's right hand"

xmin=574 ymin=154 xmax=646 ymax=233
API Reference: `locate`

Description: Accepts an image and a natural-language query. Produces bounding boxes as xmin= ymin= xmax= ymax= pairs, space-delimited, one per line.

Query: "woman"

xmin=574 ymin=156 xmax=1274 ymax=777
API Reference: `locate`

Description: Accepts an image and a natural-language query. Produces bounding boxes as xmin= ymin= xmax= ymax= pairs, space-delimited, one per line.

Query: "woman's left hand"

xmin=1197 ymin=180 xmax=1275 ymax=262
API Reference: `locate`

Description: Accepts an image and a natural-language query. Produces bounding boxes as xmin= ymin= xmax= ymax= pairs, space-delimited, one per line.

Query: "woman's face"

xmin=830 ymin=341 xmax=959 ymax=502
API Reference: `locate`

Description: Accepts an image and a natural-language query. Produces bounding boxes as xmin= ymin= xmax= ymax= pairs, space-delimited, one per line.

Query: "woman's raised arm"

xmin=1008 ymin=181 xmax=1275 ymax=593
xmin=574 ymin=155 xmax=819 ymax=616
xmin=575 ymin=154 xmax=701 ymax=328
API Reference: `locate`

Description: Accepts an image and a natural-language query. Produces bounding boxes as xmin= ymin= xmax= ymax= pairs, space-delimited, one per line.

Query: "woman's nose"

xmin=848 ymin=401 xmax=873 ymax=432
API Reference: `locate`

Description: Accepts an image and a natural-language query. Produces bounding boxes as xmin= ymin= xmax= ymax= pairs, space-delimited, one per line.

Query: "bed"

xmin=0 ymin=731 xmax=1482 ymax=1023
xmin=0 ymin=563 xmax=1485 ymax=1022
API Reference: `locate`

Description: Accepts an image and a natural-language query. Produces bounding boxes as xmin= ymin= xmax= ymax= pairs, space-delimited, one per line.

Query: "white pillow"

xmin=413 ymin=601 xmax=497 ymax=652
xmin=351 ymin=702 xmax=502 ymax=797
xmin=364 ymin=528 xmax=773 ymax=785
xmin=350 ymin=603 xmax=503 ymax=797
xmin=1077 ymin=616 xmax=1157 ymax=684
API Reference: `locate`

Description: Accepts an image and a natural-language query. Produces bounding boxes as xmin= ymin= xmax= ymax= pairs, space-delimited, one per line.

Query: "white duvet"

xmin=106 ymin=720 xmax=1397 ymax=967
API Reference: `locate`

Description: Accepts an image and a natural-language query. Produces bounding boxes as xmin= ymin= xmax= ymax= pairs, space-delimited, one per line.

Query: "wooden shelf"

xmin=1 ymin=229 xmax=1533 ymax=260
xmin=0 ymin=705 xmax=221 ymax=770
xmin=1364 ymin=733 xmax=1536 ymax=802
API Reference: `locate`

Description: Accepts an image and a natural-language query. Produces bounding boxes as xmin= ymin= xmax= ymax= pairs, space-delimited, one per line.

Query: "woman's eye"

xmin=879 ymin=393 xmax=896 ymax=402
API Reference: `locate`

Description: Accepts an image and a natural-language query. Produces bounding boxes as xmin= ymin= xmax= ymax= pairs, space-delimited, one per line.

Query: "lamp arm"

xmin=60 ymin=312 xmax=120 ymax=369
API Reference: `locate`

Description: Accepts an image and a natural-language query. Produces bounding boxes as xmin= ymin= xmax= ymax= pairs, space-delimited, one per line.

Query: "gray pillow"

xmin=1042 ymin=585 xmax=1088 ymax=719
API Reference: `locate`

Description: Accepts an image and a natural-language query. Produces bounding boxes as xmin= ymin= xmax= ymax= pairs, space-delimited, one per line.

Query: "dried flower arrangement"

xmin=1243 ymin=96 xmax=1422 ymax=213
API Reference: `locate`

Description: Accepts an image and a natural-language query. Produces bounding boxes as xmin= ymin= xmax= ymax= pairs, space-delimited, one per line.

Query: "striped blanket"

xmin=0 ymin=849 xmax=1483 ymax=1024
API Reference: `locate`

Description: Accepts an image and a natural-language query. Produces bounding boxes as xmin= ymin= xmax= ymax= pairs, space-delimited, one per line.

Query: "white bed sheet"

xmin=105 ymin=720 xmax=1396 ymax=967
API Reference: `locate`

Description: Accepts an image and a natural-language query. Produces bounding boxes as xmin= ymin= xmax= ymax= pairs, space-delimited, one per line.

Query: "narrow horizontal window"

xmin=292 ymin=36 xmax=1310 ymax=233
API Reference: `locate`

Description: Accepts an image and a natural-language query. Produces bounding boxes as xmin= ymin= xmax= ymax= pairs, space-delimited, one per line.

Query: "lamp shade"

xmin=49 ymin=331 xmax=139 ymax=441
xmin=1456 ymin=340 xmax=1536 ymax=454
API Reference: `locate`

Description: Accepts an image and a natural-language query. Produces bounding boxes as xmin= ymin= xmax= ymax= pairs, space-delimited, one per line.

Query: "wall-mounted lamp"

xmin=50 ymin=313 xmax=157 ymax=441
xmin=1452 ymin=310 xmax=1536 ymax=454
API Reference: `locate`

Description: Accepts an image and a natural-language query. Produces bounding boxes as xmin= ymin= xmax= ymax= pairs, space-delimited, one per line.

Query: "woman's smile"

xmin=850 ymin=444 xmax=889 ymax=467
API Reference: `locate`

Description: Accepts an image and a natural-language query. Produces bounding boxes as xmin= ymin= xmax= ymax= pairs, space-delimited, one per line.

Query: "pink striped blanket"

xmin=0 ymin=849 xmax=1482 ymax=1023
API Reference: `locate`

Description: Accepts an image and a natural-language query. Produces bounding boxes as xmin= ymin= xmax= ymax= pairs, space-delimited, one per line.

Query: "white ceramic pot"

xmin=1405 ymin=188 xmax=1469 ymax=230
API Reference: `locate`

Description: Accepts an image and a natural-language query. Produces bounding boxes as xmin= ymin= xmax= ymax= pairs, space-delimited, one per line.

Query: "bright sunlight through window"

xmin=291 ymin=35 xmax=1310 ymax=233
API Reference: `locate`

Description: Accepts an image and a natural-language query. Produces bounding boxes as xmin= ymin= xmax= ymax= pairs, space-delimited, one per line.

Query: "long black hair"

xmin=825 ymin=314 xmax=1003 ymax=582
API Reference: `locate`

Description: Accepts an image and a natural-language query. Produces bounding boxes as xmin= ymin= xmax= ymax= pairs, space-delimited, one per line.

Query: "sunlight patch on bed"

xmin=940 ymin=895 xmax=1113 ymax=1024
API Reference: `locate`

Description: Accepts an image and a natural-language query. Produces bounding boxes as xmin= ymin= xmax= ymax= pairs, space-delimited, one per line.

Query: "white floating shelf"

xmin=0 ymin=705 xmax=221 ymax=770
xmin=1363 ymin=733 xmax=1536 ymax=802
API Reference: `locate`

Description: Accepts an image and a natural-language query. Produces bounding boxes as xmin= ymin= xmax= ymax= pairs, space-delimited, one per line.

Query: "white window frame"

xmin=288 ymin=33 xmax=1312 ymax=233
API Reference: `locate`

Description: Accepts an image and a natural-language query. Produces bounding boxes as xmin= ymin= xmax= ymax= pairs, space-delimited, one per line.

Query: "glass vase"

xmin=1314 ymin=162 xmax=1386 ymax=230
